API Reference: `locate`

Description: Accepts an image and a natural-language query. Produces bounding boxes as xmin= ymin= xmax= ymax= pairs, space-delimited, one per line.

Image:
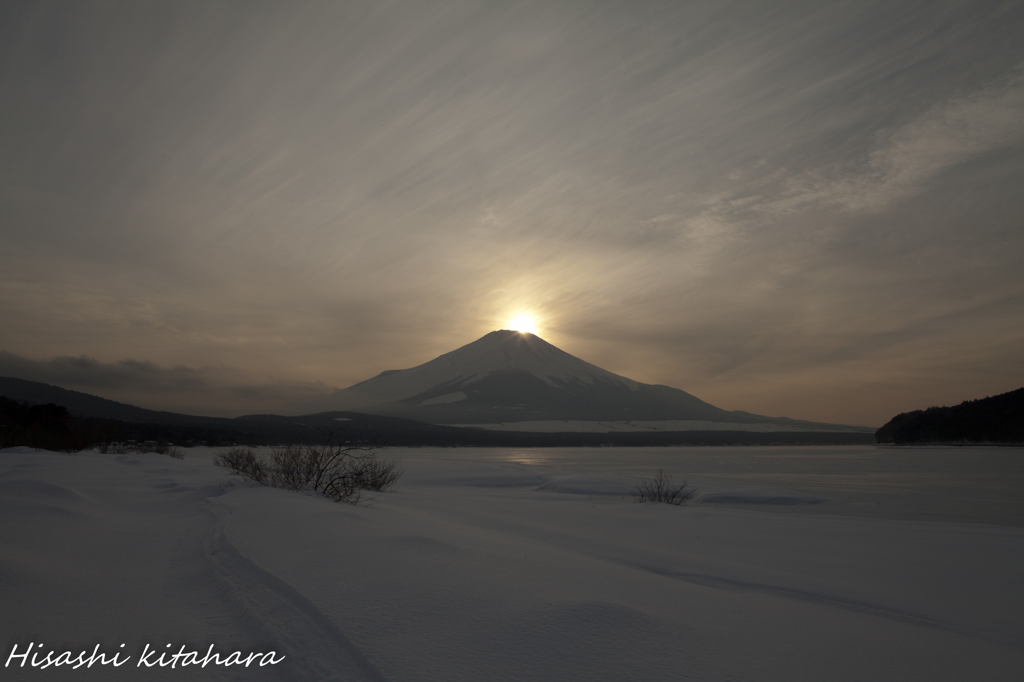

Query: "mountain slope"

xmin=0 ymin=376 xmax=873 ymax=446
xmin=331 ymin=330 xmax=637 ymax=407
xmin=0 ymin=376 xmax=214 ymax=424
xmin=304 ymin=330 xmax=865 ymax=429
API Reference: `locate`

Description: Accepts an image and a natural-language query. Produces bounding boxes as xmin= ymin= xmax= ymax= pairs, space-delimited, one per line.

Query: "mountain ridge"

xmin=1 ymin=331 xmax=873 ymax=434
xmin=301 ymin=330 xmax=870 ymax=430
xmin=0 ymin=376 xmax=874 ymax=447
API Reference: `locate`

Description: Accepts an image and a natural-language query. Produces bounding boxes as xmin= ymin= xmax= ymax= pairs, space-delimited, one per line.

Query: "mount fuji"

xmin=301 ymin=330 xmax=869 ymax=433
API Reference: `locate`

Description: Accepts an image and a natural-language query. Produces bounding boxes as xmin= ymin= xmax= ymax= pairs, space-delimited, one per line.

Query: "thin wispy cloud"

xmin=1 ymin=0 xmax=1022 ymax=425
xmin=761 ymin=69 xmax=1024 ymax=216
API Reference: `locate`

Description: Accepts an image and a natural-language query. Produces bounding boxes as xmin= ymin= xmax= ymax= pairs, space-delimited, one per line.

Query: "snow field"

xmin=2 ymin=448 xmax=1022 ymax=681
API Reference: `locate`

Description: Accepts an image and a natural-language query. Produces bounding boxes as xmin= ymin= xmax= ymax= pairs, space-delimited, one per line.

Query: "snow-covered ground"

xmin=2 ymin=446 xmax=1022 ymax=681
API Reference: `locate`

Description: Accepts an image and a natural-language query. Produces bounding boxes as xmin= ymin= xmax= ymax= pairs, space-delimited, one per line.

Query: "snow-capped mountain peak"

xmin=296 ymin=330 xmax=869 ymax=430
xmin=323 ymin=330 xmax=637 ymax=411
xmin=424 ymin=330 xmax=638 ymax=390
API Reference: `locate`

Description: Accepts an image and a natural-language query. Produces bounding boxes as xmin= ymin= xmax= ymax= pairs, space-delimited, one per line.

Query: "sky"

xmin=1 ymin=0 xmax=1022 ymax=426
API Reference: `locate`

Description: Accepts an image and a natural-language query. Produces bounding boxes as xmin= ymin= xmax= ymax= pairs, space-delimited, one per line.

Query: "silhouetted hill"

xmin=1 ymin=377 xmax=874 ymax=447
xmin=0 ymin=377 xmax=218 ymax=423
xmin=875 ymin=388 xmax=1024 ymax=444
xmin=0 ymin=377 xmax=458 ymax=445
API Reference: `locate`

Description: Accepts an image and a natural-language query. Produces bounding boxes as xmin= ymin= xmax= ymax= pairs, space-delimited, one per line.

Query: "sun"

xmin=506 ymin=313 xmax=539 ymax=335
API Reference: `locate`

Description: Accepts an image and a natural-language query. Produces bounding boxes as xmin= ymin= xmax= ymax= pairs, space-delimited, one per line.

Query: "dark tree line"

xmin=0 ymin=396 xmax=178 ymax=451
xmin=0 ymin=396 xmax=81 ymax=450
xmin=876 ymin=388 xmax=1024 ymax=444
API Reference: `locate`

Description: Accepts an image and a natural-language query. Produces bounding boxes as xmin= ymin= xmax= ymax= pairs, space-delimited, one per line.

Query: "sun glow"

xmin=506 ymin=313 xmax=539 ymax=335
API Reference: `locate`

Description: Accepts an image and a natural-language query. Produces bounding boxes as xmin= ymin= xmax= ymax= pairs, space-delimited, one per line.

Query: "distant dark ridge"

xmin=875 ymin=388 xmax=1024 ymax=444
xmin=1 ymin=377 xmax=874 ymax=448
xmin=0 ymin=376 xmax=221 ymax=424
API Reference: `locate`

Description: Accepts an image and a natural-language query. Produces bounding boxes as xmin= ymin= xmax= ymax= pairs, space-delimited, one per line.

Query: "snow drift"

xmin=2 ymin=446 xmax=1022 ymax=681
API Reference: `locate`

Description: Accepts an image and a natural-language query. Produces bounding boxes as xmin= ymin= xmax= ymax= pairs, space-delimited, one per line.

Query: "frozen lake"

xmin=388 ymin=445 xmax=1024 ymax=527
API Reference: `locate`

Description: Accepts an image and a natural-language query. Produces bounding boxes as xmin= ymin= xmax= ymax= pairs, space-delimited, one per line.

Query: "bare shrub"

xmin=354 ymin=455 xmax=402 ymax=492
xmin=215 ymin=446 xmax=267 ymax=482
xmin=214 ymin=442 xmax=401 ymax=504
xmin=634 ymin=469 xmax=694 ymax=506
xmin=96 ymin=441 xmax=184 ymax=458
xmin=138 ymin=442 xmax=184 ymax=458
xmin=96 ymin=442 xmax=135 ymax=454
xmin=268 ymin=445 xmax=310 ymax=491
